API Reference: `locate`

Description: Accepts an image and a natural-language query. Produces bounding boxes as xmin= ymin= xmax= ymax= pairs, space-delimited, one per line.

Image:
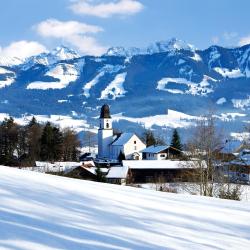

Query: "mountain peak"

xmin=105 ymin=46 xmax=141 ymax=57
xmin=147 ymin=38 xmax=196 ymax=54
xmin=51 ymin=45 xmax=80 ymax=60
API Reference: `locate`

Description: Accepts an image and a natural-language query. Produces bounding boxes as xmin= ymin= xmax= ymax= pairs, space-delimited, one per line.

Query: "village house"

xmin=98 ymin=104 xmax=146 ymax=160
xmin=142 ymin=145 xmax=181 ymax=160
xmin=218 ymin=148 xmax=250 ymax=184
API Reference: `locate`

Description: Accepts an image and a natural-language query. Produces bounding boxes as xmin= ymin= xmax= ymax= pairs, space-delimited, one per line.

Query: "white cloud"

xmin=36 ymin=19 xmax=103 ymax=38
xmin=238 ymin=35 xmax=250 ymax=46
xmin=67 ymin=35 xmax=107 ymax=56
xmin=223 ymin=32 xmax=238 ymax=41
xmin=70 ymin=0 xmax=143 ymax=18
xmin=0 ymin=41 xmax=47 ymax=59
xmin=35 ymin=19 xmax=107 ymax=56
xmin=211 ymin=36 xmax=219 ymax=44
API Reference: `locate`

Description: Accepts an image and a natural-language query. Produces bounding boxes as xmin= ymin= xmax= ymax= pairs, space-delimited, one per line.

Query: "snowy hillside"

xmin=0 ymin=166 xmax=250 ymax=250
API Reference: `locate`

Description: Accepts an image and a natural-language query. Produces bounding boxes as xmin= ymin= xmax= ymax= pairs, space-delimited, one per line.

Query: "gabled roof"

xmin=141 ymin=145 xmax=170 ymax=154
xmin=111 ymin=133 xmax=135 ymax=146
xmin=106 ymin=165 xmax=129 ymax=179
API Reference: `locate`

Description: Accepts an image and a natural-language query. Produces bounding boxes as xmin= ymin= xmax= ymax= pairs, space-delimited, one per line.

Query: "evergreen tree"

xmin=0 ymin=117 xmax=19 ymax=165
xmin=118 ymin=150 xmax=126 ymax=162
xmin=143 ymin=130 xmax=165 ymax=147
xmin=170 ymin=129 xmax=182 ymax=155
xmin=95 ymin=166 xmax=106 ymax=182
xmin=40 ymin=122 xmax=63 ymax=161
xmin=143 ymin=130 xmax=156 ymax=147
xmin=26 ymin=117 xmax=42 ymax=165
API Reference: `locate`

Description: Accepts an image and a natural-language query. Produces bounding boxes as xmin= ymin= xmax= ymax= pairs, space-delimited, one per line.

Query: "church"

xmin=98 ymin=104 xmax=146 ymax=160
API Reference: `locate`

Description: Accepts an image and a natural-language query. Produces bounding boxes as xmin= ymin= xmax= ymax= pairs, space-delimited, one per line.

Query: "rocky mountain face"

xmin=0 ymin=38 xmax=249 ymax=136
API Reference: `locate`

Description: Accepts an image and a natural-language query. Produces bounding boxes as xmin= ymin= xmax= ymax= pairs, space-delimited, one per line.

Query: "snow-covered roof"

xmin=106 ymin=165 xmax=129 ymax=179
xmin=142 ymin=145 xmax=170 ymax=154
xmin=112 ymin=132 xmax=134 ymax=146
xmin=123 ymin=160 xmax=205 ymax=169
xmin=220 ymin=140 xmax=242 ymax=154
xmin=82 ymin=166 xmax=109 ymax=175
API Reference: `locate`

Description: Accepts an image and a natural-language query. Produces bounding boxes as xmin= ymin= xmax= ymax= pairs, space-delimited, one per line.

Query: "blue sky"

xmin=0 ymin=0 xmax=249 ymax=58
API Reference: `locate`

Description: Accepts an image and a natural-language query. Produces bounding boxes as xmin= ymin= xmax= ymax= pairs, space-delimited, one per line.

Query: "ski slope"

xmin=0 ymin=166 xmax=250 ymax=250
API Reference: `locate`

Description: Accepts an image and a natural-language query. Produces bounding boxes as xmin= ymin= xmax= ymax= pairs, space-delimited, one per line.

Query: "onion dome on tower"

xmin=100 ymin=104 xmax=111 ymax=119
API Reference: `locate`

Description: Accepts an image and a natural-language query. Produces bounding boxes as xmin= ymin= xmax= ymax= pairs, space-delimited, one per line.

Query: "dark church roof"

xmin=100 ymin=104 xmax=111 ymax=118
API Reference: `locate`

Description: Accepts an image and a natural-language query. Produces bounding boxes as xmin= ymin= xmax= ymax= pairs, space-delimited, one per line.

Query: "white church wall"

xmin=123 ymin=135 xmax=146 ymax=160
xmin=98 ymin=127 xmax=113 ymax=159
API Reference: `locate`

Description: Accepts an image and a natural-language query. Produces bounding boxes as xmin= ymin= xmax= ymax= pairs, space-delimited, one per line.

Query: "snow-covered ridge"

xmin=22 ymin=46 xmax=80 ymax=70
xmin=0 ymin=56 xmax=23 ymax=66
xmin=0 ymin=166 xmax=249 ymax=250
xmin=105 ymin=38 xmax=196 ymax=57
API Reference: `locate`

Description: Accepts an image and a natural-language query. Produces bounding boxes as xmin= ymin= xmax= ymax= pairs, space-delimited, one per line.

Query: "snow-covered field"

xmin=113 ymin=109 xmax=199 ymax=129
xmin=0 ymin=166 xmax=250 ymax=250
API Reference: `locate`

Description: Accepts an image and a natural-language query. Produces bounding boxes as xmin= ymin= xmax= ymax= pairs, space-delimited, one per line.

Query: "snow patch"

xmin=27 ymin=63 xmax=79 ymax=90
xmin=157 ymin=76 xmax=214 ymax=96
xmin=232 ymin=96 xmax=250 ymax=110
xmin=83 ymin=72 xmax=105 ymax=98
xmin=215 ymin=112 xmax=246 ymax=122
xmin=177 ymin=59 xmax=185 ymax=65
xmin=57 ymin=100 xmax=68 ymax=103
xmin=99 ymin=73 xmax=127 ymax=100
xmin=216 ymin=97 xmax=227 ymax=105
xmin=83 ymin=65 xmax=125 ymax=98
xmin=214 ymin=67 xmax=244 ymax=78
xmin=0 ymin=77 xmax=15 ymax=88
xmin=208 ymin=47 xmax=221 ymax=68
xmin=190 ymin=53 xmax=202 ymax=61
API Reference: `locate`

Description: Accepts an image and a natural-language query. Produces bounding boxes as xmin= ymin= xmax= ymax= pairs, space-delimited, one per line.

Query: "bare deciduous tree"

xmin=184 ymin=113 xmax=224 ymax=197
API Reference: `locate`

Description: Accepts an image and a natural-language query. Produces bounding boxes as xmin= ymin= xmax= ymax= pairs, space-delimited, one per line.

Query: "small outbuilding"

xmin=106 ymin=165 xmax=129 ymax=185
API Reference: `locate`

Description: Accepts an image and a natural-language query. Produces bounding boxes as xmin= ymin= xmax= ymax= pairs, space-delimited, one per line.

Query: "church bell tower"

xmin=98 ymin=104 xmax=113 ymax=159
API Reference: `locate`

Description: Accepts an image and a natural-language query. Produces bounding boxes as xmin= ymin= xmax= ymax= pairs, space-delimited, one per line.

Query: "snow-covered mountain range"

xmin=0 ymin=38 xmax=250 ymax=137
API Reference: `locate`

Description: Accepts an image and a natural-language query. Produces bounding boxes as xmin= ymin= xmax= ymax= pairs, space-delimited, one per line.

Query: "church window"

xmin=134 ymin=141 xmax=136 ymax=144
xmin=134 ymin=146 xmax=137 ymax=150
xmin=106 ymin=122 xmax=109 ymax=128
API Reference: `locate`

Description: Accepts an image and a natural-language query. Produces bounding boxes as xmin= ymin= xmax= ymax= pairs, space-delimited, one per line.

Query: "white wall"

xmin=98 ymin=127 xmax=113 ymax=159
xmin=145 ymin=152 xmax=167 ymax=160
xmin=123 ymin=134 xmax=146 ymax=160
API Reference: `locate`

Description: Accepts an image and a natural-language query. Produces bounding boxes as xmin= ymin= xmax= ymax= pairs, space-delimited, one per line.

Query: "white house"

xmin=141 ymin=145 xmax=169 ymax=160
xmin=141 ymin=145 xmax=182 ymax=160
xmin=98 ymin=104 xmax=146 ymax=160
